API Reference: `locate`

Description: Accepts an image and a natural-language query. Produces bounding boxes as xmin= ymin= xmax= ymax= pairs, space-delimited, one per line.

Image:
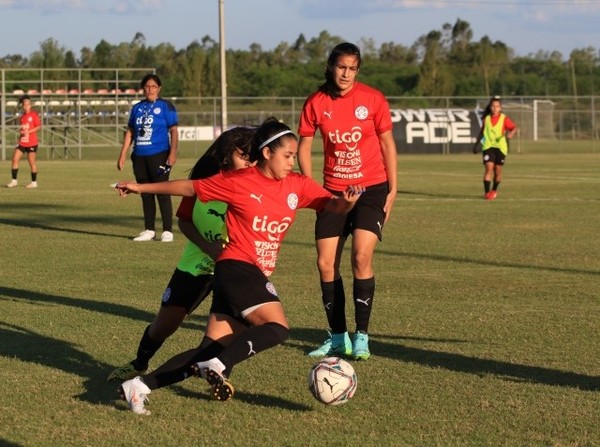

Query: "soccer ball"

xmin=308 ymin=357 xmax=357 ymax=405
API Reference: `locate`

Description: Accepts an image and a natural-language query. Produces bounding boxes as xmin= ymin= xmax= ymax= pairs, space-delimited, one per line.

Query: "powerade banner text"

xmin=391 ymin=108 xmax=481 ymax=153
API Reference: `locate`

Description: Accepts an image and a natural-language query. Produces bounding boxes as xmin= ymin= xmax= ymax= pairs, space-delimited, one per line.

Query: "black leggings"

xmin=131 ymin=151 xmax=172 ymax=232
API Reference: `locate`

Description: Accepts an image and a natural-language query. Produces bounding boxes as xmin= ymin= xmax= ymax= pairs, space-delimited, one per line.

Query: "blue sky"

xmin=0 ymin=0 xmax=598 ymax=59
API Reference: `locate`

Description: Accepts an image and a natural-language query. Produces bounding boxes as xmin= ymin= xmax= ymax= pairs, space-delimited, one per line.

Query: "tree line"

xmin=1 ymin=18 xmax=597 ymax=99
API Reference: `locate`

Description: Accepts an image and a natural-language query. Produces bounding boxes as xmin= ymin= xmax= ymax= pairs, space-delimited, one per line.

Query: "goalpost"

xmin=532 ymin=99 xmax=556 ymax=141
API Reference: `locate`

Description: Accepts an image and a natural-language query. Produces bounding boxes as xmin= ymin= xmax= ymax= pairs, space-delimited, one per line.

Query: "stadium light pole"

xmin=219 ymin=0 xmax=228 ymax=131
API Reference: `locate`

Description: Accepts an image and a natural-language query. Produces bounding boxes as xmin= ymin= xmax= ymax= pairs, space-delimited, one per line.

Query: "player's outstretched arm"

xmin=116 ymin=179 xmax=195 ymax=197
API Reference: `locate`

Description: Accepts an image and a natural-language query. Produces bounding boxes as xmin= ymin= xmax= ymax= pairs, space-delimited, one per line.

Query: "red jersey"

xmin=488 ymin=113 xmax=516 ymax=132
xmin=193 ymin=166 xmax=333 ymax=277
xmin=19 ymin=111 xmax=41 ymax=147
xmin=298 ymin=81 xmax=393 ymax=191
xmin=176 ymin=195 xmax=195 ymax=221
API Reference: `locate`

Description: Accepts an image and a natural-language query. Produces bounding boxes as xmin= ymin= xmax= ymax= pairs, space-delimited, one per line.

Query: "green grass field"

xmin=1 ymin=151 xmax=599 ymax=446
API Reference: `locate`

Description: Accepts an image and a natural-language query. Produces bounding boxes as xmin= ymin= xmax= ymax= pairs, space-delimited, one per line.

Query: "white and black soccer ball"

xmin=308 ymin=357 xmax=357 ymax=406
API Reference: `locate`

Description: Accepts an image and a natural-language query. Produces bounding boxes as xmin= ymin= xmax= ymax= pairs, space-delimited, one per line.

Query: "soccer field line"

xmin=510 ymin=174 xmax=600 ymax=182
xmin=405 ymin=172 xmax=600 ymax=182
xmin=399 ymin=196 xmax=599 ymax=203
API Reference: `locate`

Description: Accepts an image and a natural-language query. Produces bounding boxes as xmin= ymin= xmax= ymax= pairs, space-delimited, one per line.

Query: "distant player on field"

xmin=7 ymin=95 xmax=41 ymax=189
xmin=473 ymin=96 xmax=518 ymax=200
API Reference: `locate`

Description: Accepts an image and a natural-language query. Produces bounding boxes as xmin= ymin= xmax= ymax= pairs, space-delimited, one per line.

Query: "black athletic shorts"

xmin=131 ymin=150 xmax=171 ymax=183
xmin=161 ymin=268 xmax=213 ymax=314
xmin=482 ymin=148 xmax=506 ymax=166
xmin=315 ymin=181 xmax=388 ymax=241
xmin=16 ymin=145 xmax=38 ymax=154
xmin=210 ymin=260 xmax=280 ymax=319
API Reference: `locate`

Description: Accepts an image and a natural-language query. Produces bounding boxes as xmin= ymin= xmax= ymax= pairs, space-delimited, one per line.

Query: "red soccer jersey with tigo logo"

xmin=298 ymin=81 xmax=393 ymax=191
xmin=19 ymin=111 xmax=41 ymax=147
xmin=192 ymin=167 xmax=333 ymax=277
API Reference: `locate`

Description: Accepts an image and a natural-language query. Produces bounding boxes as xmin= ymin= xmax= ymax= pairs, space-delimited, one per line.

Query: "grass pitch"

xmin=1 ymin=150 xmax=599 ymax=446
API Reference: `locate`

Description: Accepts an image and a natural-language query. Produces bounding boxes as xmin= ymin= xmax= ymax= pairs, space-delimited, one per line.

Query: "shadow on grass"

xmin=0 ymin=437 xmax=23 ymax=447
xmin=0 ymin=287 xmax=212 ymax=407
xmin=171 ymin=386 xmax=311 ymax=411
xmin=398 ymin=189 xmax=475 ymax=199
xmin=3 ymin=285 xmax=598 ymax=408
xmin=281 ymin=239 xmax=600 ymax=277
xmin=376 ymin=249 xmax=600 ymax=277
xmin=1 ymin=201 xmax=147 ymax=239
xmin=0 ymin=322 xmax=118 ymax=406
xmin=288 ymin=328 xmax=600 ymax=392
xmin=0 ymin=320 xmax=310 ymax=411
xmin=0 ymin=216 xmax=135 ymax=239
xmin=0 ymin=286 xmax=207 ymax=332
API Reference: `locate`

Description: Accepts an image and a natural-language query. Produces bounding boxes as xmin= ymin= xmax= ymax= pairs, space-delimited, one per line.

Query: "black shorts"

xmin=482 ymin=148 xmax=506 ymax=166
xmin=315 ymin=181 xmax=388 ymax=241
xmin=210 ymin=260 xmax=280 ymax=319
xmin=131 ymin=150 xmax=171 ymax=183
xmin=161 ymin=268 xmax=213 ymax=314
xmin=16 ymin=145 xmax=38 ymax=154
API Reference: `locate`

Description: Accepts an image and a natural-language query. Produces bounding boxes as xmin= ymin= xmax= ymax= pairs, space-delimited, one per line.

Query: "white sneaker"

xmin=191 ymin=358 xmax=234 ymax=401
xmin=26 ymin=181 xmax=38 ymax=189
xmin=119 ymin=376 xmax=151 ymax=415
xmin=133 ymin=230 xmax=155 ymax=241
xmin=192 ymin=357 xmax=226 ymax=380
xmin=160 ymin=231 xmax=174 ymax=242
xmin=6 ymin=179 xmax=17 ymax=188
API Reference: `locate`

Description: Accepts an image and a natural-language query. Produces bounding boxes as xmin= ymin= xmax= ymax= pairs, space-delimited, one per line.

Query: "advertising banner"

xmin=391 ymin=108 xmax=482 ymax=153
xmin=177 ymin=126 xmax=218 ymax=141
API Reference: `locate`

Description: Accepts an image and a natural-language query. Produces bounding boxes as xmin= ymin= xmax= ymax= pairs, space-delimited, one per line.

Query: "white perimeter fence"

xmin=1 ymin=69 xmax=598 ymax=159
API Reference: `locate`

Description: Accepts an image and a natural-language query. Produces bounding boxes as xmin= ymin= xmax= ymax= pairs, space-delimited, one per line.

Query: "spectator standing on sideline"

xmin=114 ymin=118 xmax=364 ymax=414
xmin=297 ymin=42 xmax=398 ymax=360
xmin=117 ymin=73 xmax=179 ymax=242
xmin=107 ymin=127 xmax=256 ymax=382
xmin=472 ymin=96 xmax=517 ymax=200
xmin=7 ymin=95 xmax=41 ymax=189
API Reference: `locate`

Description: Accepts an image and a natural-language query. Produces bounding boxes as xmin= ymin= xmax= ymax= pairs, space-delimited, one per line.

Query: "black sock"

xmin=190 ymin=336 xmax=228 ymax=364
xmin=31 ymin=172 xmax=37 ymax=182
xmin=142 ymin=348 xmax=197 ymax=390
xmin=217 ymin=323 xmax=289 ymax=375
xmin=492 ymin=180 xmax=500 ymax=191
xmin=133 ymin=325 xmax=164 ymax=371
xmin=320 ymin=278 xmax=347 ymax=333
xmin=354 ymin=277 xmax=375 ymax=333
xmin=484 ymin=180 xmax=491 ymax=194
xmin=11 ymin=169 xmax=18 ymax=180
xmin=143 ymin=337 xmax=225 ymax=390
xmin=320 ymin=281 xmax=336 ymax=330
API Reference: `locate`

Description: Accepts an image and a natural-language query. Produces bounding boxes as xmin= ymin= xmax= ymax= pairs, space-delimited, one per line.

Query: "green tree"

xmin=91 ymin=39 xmax=115 ymax=81
xmin=179 ymin=41 xmax=207 ymax=98
xmin=474 ymin=36 xmax=511 ymax=97
xmin=416 ymin=31 xmax=453 ymax=97
xmin=379 ymin=42 xmax=417 ymax=66
xmin=569 ymin=47 xmax=598 ymax=96
xmin=304 ymin=31 xmax=344 ymax=63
